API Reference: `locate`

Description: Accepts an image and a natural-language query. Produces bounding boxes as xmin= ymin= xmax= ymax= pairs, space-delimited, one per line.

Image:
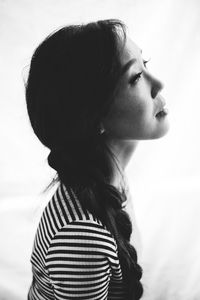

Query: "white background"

xmin=0 ymin=0 xmax=200 ymax=299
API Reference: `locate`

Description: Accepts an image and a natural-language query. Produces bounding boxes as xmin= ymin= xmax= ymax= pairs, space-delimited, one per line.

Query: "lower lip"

xmin=155 ymin=107 xmax=169 ymax=119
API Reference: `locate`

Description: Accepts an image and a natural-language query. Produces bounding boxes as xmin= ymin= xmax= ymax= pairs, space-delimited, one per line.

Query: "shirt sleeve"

xmin=45 ymin=220 xmax=118 ymax=300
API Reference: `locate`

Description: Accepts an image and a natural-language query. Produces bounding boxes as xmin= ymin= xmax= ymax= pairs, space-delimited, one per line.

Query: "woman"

xmin=26 ymin=19 xmax=169 ymax=300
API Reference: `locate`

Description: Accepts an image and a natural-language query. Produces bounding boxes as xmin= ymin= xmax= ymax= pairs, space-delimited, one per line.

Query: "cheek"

xmin=104 ymin=86 xmax=153 ymax=137
xmin=120 ymin=93 xmax=149 ymax=124
xmin=105 ymin=98 xmax=147 ymax=134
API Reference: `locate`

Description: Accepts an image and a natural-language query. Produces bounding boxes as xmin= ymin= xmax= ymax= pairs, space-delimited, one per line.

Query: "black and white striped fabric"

xmin=27 ymin=182 xmax=127 ymax=300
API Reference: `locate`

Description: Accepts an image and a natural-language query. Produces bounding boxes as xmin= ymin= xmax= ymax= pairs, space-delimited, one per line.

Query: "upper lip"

xmin=154 ymin=96 xmax=166 ymax=115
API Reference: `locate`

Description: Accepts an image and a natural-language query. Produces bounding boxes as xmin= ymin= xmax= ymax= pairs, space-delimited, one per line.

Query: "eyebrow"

xmin=120 ymin=49 xmax=143 ymax=76
xmin=120 ymin=58 xmax=137 ymax=76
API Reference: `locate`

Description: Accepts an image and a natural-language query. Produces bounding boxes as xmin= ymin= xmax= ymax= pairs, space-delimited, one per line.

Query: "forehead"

xmin=119 ymin=37 xmax=141 ymax=65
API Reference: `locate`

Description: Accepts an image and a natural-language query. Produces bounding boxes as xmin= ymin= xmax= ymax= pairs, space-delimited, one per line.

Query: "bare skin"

xmin=105 ymin=137 xmax=139 ymax=188
xmin=102 ymin=37 xmax=170 ymax=187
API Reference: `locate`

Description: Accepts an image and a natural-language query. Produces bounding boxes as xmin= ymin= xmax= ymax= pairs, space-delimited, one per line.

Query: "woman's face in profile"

xmin=103 ymin=37 xmax=170 ymax=140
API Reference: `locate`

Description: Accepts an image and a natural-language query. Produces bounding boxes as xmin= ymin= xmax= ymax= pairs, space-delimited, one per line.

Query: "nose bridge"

xmin=149 ymin=72 xmax=164 ymax=98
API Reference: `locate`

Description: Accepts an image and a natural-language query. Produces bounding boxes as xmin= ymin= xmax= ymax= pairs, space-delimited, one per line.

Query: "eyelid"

xmin=128 ymin=58 xmax=151 ymax=86
xmin=129 ymin=71 xmax=143 ymax=85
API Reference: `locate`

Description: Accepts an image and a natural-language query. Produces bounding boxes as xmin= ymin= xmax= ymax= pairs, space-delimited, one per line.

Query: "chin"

xmin=142 ymin=117 xmax=170 ymax=140
xmin=152 ymin=119 xmax=170 ymax=139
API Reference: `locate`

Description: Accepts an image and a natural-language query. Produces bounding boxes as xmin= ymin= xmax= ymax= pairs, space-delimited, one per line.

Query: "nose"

xmin=150 ymin=74 xmax=164 ymax=99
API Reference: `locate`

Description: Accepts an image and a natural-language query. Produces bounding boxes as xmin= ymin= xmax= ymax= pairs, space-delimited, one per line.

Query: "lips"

xmin=154 ymin=96 xmax=167 ymax=116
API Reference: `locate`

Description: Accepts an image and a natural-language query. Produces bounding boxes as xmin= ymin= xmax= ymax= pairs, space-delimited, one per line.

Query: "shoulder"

xmin=44 ymin=221 xmax=123 ymax=299
xmin=45 ymin=219 xmax=120 ymax=272
xmin=48 ymin=219 xmax=118 ymax=255
xmin=43 ymin=182 xmax=102 ymax=232
xmin=44 ymin=183 xmax=119 ymax=260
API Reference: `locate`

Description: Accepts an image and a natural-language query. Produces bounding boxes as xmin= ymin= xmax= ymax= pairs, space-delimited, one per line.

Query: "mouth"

xmin=154 ymin=97 xmax=169 ymax=119
xmin=155 ymin=106 xmax=169 ymax=118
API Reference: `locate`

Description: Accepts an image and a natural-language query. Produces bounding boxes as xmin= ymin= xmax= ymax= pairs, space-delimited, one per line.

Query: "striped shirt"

xmin=27 ymin=182 xmax=127 ymax=300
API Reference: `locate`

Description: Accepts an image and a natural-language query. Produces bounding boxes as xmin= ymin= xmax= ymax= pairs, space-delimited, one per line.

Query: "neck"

xmin=105 ymin=136 xmax=139 ymax=188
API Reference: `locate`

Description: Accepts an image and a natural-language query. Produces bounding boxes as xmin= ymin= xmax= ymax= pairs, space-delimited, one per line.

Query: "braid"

xmin=46 ymin=140 xmax=143 ymax=300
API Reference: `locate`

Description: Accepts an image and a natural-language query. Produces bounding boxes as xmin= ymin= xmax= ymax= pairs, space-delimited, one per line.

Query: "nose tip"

xmin=159 ymin=79 xmax=164 ymax=91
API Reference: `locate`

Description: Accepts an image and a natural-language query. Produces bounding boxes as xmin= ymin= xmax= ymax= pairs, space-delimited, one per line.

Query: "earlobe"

xmin=99 ymin=123 xmax=105 ymax=134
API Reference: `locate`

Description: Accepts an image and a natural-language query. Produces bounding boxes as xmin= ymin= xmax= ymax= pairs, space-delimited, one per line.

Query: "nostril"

xmin=151 ymin=86 xmax=159 ymax=99
xmin=151 ymin=78 xmax=164 ymax=99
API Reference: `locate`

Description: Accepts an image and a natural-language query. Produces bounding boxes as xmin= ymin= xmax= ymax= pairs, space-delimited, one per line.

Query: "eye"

xmin=129 ymin=72 xmax=143 ymax=85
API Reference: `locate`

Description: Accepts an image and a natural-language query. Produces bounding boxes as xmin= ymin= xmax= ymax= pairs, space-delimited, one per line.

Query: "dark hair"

xmin=25 ymin=19 xmax=143 ymax=300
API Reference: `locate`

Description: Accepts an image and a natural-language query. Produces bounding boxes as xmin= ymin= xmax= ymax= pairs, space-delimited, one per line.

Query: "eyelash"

xmin=143 ymin=59 xmax=150 ymax=68
xmin=129 ymin=59 xmax=150 ymax=85
xmin=129 ymin=72 xmax=143 ymax=85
